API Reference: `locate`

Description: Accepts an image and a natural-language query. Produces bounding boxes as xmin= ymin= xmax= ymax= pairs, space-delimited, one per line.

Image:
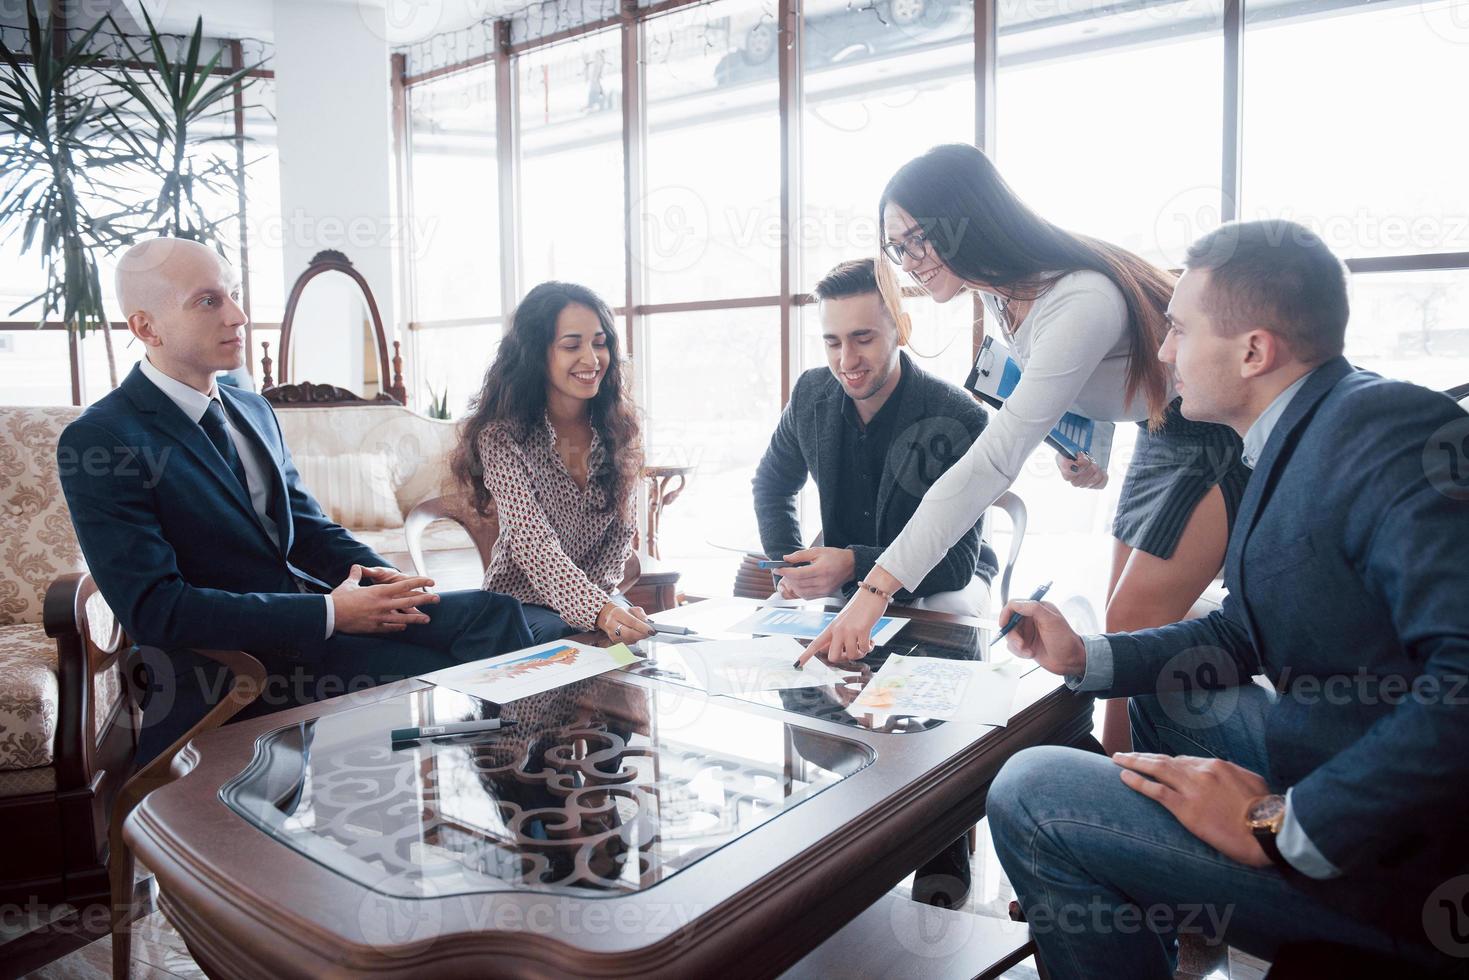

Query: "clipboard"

xmin=965 ymin=336 xmax=1116 ymax=466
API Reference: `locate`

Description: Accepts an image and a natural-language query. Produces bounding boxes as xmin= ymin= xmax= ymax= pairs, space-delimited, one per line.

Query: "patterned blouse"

xmin=478 ymin=418 xmax=638 ymax=630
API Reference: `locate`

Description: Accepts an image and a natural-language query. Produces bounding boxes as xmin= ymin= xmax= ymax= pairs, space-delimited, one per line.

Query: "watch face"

xmin=1247 ymin=794 xmax=1286 ymax=826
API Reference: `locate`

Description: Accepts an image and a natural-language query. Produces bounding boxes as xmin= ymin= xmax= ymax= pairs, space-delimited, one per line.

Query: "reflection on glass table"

xmin=220 ymin=674 xmax=872 ymax=900
xmin=629 ymin=597 xmax=995 ymax=733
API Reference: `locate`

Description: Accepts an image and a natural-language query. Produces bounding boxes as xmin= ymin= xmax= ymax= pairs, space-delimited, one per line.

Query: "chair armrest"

xmin=991 ymin=490 xmax=1028 ymax=608
xmin=44 ymin=573 xmax=127 ymax=792
xmin=618 ymin=549 xmax=641 ymax=595
xmin=405 ymin=493 xmax=499 ymax=577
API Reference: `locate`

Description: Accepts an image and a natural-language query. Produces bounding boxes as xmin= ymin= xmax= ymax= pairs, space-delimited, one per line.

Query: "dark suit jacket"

xmin=58 ymin=363 xmax=390 ymax=656
xmin=1102 ymin=356 xmax=1469 ymax=938
xmin=752 ymin=352 xmax=998 ymax=599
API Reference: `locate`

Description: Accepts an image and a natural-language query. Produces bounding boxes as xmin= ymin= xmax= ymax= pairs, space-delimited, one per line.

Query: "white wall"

xmin=270 ymin=0 xmax=400 ymax=392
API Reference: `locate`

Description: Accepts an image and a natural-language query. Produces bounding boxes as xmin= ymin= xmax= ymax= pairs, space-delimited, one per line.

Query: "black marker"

xmin=391 ymin=718 xmax=517 ymax=742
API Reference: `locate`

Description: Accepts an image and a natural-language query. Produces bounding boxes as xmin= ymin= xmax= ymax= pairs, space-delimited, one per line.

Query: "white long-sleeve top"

xmin=879 ymin=270 xmax=1170 ymax=591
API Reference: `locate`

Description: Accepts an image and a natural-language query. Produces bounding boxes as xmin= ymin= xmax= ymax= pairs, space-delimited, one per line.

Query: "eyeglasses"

xmin=881 ymin=230 xmax=931 ymax=265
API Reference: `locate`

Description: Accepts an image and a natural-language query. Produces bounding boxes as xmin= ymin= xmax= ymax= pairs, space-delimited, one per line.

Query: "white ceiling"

xmin=114 ymin=0 xmax=517 ymax=45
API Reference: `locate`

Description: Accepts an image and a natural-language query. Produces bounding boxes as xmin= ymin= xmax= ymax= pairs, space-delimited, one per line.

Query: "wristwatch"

xmin=1246 ymin=793 xmax=1288 ymax=869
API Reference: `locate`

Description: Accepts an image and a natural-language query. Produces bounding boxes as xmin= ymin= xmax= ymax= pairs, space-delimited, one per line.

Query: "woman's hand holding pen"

xmin=1056 ymin=450 xmax=1108 ymax=490
xmin=998 ymin=598 xmax=1087 ymax=677
xmin=596 ymin=602 xmax=655 ymax=644
xmin=798 ymin=565 xmax=901 ymax=666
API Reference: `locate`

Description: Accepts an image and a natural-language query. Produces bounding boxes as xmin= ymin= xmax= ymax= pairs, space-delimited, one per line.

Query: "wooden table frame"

xmin=126 ymin=610 xmax=1092 ymax=978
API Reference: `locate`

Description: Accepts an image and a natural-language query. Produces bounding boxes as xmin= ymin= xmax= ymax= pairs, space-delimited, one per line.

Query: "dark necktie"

xmin=200 ymin=399 xmax=250 ymax=495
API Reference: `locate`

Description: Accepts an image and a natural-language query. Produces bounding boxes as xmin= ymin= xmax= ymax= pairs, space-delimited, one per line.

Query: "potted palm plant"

xmin=0 ymin=0 xmax=263 ymax=389
xmin=0 ymin=2 xmax=138 ymax=383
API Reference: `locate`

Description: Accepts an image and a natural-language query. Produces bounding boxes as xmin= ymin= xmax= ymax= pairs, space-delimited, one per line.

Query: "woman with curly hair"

xmin=451 ymin=281 xmax=654 ymax=645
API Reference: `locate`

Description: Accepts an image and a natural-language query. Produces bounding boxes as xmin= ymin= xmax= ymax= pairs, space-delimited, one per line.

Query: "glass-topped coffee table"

xmin=127 ymin=603 xmax=1093 ymax=977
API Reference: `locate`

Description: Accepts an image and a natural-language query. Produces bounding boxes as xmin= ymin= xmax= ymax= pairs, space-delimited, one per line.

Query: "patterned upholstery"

xmin=0 ymin=763 xmax=57 ymax=798
xmin=0 ymin=406 xmax=86 ymax=626
xmin=0 ymin=622 xmax=124 ymax=773
xmin=0 ymin=407 xmax=124 ymax=774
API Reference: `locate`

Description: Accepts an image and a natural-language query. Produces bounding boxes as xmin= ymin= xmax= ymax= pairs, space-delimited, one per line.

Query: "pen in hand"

xmin=990 ymin=581 xmax=1053 ymax=647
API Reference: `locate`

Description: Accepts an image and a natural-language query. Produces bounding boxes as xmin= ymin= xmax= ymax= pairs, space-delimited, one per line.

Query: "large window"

xmin=642 ymin=0 xmax=782 ymax=303
xmin=405 ymin=65 xmax=502 ymax=415
xmin=802 ymin=0 xmax=975 ymax=284
xmin=518 ymin=29 xmax=627 ymax=306
xmin=643 ymin=307 xmax=784 ymax=582
xmin=1242 ymin=1 xmax=1469 ymax=260
xmin=996 ymin=0 xmax=1223 ymax=269
xmin=395 ymin=0 xmax=1469 ymax=597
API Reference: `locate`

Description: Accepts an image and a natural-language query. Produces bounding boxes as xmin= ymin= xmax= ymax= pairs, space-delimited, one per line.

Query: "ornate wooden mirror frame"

xmin=261 ymin=249 xmax=408 ymax=407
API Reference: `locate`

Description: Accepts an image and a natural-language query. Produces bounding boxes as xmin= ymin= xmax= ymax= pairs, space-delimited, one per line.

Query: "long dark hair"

xmin=451 ymin=281 xmax=642 ymax=516
xmin=878 ymin=143 xmax=1174 ymax=426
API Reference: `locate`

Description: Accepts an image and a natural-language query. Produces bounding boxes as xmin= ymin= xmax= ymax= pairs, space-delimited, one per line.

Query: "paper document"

xmin=665 ymin=636 xmax=843 ymax=695
xmin=649 ymin=597 xmax=829 ymax=637
xmin=849 ymin=655 xmax=1023 ymax=725
xmin=730 ymin=607 xmax=908 ymax=645
xmin=422 ymin=641 xmax=640 ymax=704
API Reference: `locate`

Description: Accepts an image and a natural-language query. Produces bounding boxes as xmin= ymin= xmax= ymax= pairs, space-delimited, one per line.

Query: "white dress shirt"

xmin=138 ymin=357 xmax=334 ymax=637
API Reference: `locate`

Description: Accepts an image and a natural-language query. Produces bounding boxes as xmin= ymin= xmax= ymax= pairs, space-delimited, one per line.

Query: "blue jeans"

xmin=988 ymin=685 xmax=1432 ymax=978
xmin=521 ymin=603 xmax=580 ymax=644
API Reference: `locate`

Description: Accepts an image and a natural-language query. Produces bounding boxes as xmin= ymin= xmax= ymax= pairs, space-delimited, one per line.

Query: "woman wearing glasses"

xmin=809 ymin=144 xmax=1248 ymax=752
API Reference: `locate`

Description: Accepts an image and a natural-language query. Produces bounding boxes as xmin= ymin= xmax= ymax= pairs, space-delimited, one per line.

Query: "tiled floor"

xmin=23 ymin=910 xmax=204 ymax=980
xmin=23 ymin=832 xmax=1268 ymax=979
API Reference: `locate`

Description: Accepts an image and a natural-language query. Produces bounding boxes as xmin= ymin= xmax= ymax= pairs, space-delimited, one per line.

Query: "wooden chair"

xmin=404 ymin=493 xmax=680 ymax=614
xmin=0 ymin=404 xmax=134 ymax=914
xmin=106 ymin=637 xmax=264 ymax=978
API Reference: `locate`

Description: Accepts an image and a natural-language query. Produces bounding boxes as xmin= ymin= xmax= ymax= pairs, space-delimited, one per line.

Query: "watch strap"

xmin=1253 ymin=826 xmax=1297 ymax=878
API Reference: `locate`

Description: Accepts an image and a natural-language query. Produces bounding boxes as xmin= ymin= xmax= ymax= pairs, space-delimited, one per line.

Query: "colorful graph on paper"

xmin=849 ymin=655 xmax=1024 ymax=724
xmin=423 ymin=642 xmax=640 ymax=704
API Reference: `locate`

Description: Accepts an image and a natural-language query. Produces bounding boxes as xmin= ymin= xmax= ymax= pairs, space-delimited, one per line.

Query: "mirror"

xmin=263 ymin=250 xmax=406 ymax=406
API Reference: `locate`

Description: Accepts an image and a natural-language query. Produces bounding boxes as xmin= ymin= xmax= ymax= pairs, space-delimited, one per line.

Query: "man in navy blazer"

xmin=59 ymin=239 xmax=532 ymax=762
xmin=986 ymin=221 xmax=1468 ymax=976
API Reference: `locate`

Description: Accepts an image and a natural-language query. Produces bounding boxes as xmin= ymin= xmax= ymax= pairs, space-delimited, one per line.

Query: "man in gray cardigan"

xmin=752 ymin=258 xmax=997 ymax=615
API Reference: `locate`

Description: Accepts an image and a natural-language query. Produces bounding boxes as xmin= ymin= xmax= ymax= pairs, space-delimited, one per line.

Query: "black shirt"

xmin=824 ymin=364 xmax=910 ymax=555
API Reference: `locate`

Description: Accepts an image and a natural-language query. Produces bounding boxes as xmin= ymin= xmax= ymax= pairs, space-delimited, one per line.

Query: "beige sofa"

xmin=272 ymin=403 xmax=473 ymax=559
